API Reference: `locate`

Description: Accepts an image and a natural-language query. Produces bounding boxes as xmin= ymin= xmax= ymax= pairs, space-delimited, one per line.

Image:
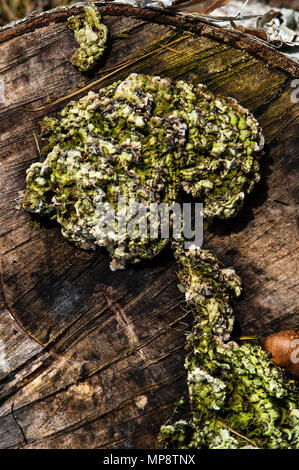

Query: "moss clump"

xmin=68 ymin=5 xmax=108 ymax=72
xmin=159 ymin=331 xmax=299 ymax=449
xmin=158 ymin=250 xmax=299 ymax=449
xmin=23 ymin=73 xmax=263 ymax=270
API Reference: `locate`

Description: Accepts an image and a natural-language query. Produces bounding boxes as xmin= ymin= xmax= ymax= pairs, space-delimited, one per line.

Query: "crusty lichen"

xmin=22 ymin=69 xmax=297 ymax=448
xmin=68 ymin=5 xmax=108 ymax=72
xmin=174 ymin=247 xmax=242 ymax=340
xmin=23 ymin=73 xmax=263 ymax=270
xmin=158 ymin=250 xmax=299 ymax=449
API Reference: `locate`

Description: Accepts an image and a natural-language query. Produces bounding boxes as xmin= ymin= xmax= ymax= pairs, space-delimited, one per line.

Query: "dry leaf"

xmin=230 ymin=20 xmax=268 ymax=41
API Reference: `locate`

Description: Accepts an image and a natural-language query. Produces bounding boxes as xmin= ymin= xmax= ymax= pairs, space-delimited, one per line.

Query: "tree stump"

xmin=0 ymin=3 xmax=298 ymax=449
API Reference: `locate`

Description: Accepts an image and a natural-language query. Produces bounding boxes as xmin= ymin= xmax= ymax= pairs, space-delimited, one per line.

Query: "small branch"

xmin=11 ymin=403 xmax=27 ymax=446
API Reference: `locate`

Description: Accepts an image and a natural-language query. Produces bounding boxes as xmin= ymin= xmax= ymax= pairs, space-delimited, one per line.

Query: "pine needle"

xmin=163 ymin=46 xmax=182 ymax=54
xmin=34 ymin=34 xmax=192 ymax=112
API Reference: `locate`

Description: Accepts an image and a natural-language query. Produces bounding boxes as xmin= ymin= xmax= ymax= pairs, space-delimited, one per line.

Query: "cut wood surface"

xmin=0 ymin=2 xmax=298 ymax=449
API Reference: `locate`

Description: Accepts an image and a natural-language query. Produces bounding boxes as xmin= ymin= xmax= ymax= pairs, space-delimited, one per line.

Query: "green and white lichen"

xmin=174 ymin=247 xmax=242 ymax=340
xmin=68 ymin=5 xmax=108 ymax=72
xmin=158 ymin=249 xmax=299 ymax=449
xmin=159 ymin=331 xmax=299 ymax=449
xmin=23 ymin=73 xmax=263 ymax=270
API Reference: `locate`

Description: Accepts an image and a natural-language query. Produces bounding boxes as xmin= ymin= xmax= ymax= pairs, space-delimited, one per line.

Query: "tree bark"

xmin=0 ymin=2 xmax=298 ymax=449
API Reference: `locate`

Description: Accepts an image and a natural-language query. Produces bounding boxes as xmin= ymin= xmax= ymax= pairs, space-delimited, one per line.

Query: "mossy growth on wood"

xmin=68 ymin=5 xmax=108 ymax=72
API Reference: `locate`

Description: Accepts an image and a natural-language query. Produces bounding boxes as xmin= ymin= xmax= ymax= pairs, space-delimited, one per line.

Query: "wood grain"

xmin=0 ymin=3 xmax=298 ymax=449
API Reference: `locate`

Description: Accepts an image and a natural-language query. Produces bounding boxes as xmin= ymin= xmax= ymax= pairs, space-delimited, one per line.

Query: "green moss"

xmin=68 ymin=5 xmax=108 ymax=72
xmin=23 ymin=73 xmax=263 ymax=270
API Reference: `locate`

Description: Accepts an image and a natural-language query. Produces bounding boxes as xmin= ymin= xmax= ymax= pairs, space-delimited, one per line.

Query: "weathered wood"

xmin=0 ymin=3 xmax=298 ymax=449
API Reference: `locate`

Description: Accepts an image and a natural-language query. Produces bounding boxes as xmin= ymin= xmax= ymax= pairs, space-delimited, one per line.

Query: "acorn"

xmin=262 ymin=330 xmax=299 ymax=379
